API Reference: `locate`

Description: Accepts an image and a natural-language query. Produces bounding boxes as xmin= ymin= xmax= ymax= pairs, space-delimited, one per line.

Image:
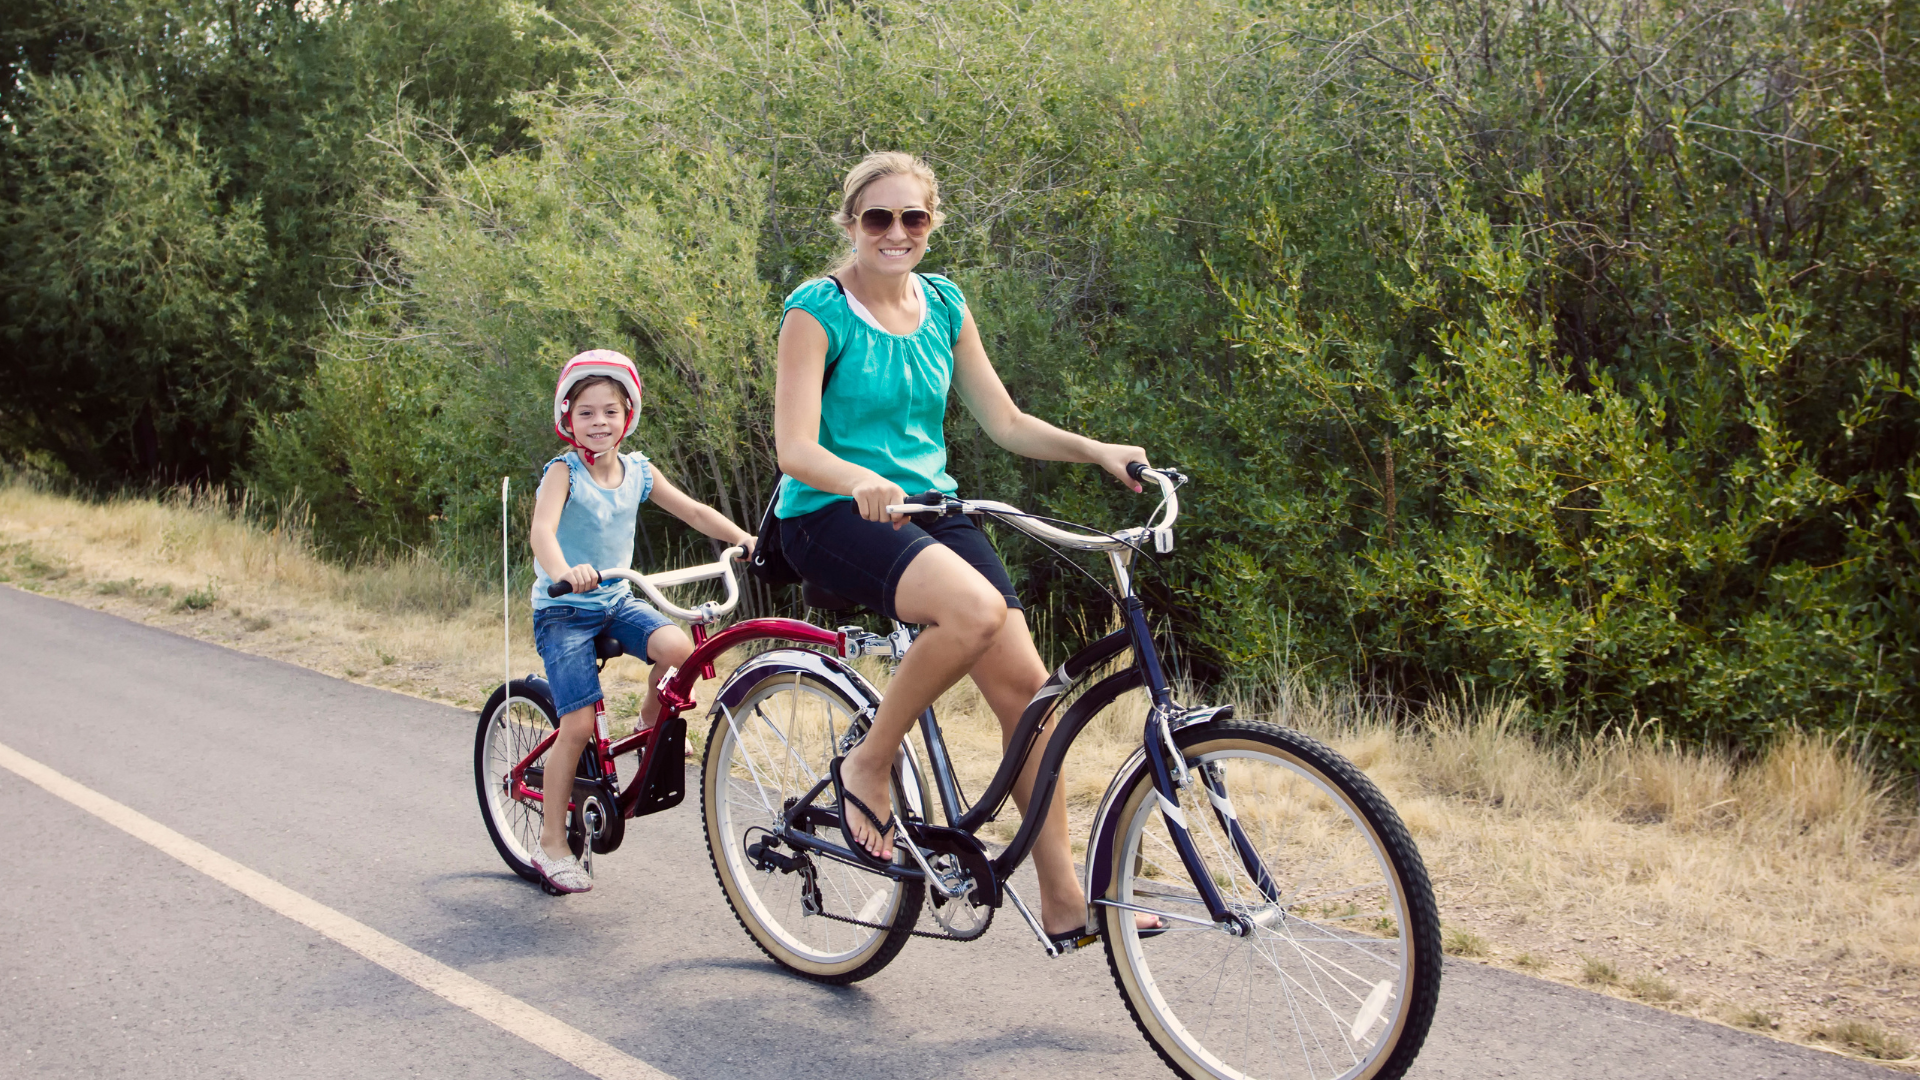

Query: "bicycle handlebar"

xmin=545 ymin=546 xmax=747 ymax=623
xmin=887 ymin=465 xmax=1182 ymax=553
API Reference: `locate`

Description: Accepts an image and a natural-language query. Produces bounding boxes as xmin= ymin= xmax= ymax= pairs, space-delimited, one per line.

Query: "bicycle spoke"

xmin=1107 ymin=730 xmax=1436 ymax=1080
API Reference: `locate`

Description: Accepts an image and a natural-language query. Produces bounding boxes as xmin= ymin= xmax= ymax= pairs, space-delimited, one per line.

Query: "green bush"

xmin=223 ymin=0 xmax=1920 ymax=761
xmin=1174 ymin=0 xmax=1918 ymax=758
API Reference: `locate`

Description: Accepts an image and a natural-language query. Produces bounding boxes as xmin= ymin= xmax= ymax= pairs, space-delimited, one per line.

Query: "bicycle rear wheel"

xmin=1100 ymin=718 xmax=1441 ymax=1080
xmin=701 ymin=669 xmax=924 ymax=983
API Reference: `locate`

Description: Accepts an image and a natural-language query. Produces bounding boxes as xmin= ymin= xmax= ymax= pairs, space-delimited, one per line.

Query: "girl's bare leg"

xmin=540 ymin=704 xmax=595 ymax=860
xmin=638 ymin=625 xmax=694 ymax=727
xmin=837 ymin=545 xmax=1007 ymax=859
xmin=540 ymin=627 xmax=693 ymax=863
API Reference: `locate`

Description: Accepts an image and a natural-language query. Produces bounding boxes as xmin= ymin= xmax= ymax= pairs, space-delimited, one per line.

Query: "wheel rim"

xmin=1114 ymin=744 xmax=1417 ymax=1080
xmin=481 ymin=695 xmax=554 ymax=869
xmin=710 ymin=674 xmax=907 ymax=968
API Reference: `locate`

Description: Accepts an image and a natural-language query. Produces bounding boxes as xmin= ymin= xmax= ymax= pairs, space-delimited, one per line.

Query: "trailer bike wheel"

xmin=475 ymin=679 xmax=573 ymax=883
xmin=702 ymin=669 xmax=923 ymax=984
xmin=1100 ymin=718 xmax=1441 ymax=1080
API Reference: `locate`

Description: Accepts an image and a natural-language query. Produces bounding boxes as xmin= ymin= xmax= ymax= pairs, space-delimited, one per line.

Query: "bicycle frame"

xmin=507 ymin=550 xmax=850 ymax=825
xmin=764 ymin=471 xmax=1276 ymax=940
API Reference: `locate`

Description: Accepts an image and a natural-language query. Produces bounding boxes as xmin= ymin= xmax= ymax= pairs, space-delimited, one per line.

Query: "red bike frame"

xmin=507 ymin=617 xmax=846 ymax=814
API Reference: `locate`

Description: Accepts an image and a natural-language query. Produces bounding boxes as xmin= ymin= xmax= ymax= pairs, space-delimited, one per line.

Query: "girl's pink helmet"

xmin=553 ymin=350 xmax=644 ymax=463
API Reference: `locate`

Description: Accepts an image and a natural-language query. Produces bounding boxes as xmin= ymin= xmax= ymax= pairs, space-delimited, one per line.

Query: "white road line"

xmin=0 ymin=739 xmax=675 ymax=1080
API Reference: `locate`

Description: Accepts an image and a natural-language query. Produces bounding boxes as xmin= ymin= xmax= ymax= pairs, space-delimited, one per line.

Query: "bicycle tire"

xmin=1099 ymin=718 xmax=1441 ymax=1080
xmin=475 ymin=679 xmax=570 ymax=883
xmin=701 ymin=668 xmax=924 ymax=983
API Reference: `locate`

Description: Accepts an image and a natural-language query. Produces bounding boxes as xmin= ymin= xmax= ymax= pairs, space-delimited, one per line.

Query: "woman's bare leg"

xmin=837 ymin=544 xmax=1007 ymax=859
xmin=970 ymin=612 xmax=1164 ymax=938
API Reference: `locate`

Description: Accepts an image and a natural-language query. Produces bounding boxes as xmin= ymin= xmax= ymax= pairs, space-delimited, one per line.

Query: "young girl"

xmin=528 ymin=349 xmax=754 ymax=894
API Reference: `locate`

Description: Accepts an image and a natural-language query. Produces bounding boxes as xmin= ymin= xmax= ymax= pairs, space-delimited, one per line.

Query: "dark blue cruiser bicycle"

xmin=698 ymin=466 xmax=1442 ymax=1080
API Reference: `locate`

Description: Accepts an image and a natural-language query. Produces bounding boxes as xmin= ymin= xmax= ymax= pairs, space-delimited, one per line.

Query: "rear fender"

xmin=710 ymin=649 xmax=929 ymax=823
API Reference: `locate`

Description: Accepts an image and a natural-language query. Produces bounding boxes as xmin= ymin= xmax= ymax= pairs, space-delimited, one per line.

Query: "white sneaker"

xmin=531 ymin=846 xmax=593 ymax=893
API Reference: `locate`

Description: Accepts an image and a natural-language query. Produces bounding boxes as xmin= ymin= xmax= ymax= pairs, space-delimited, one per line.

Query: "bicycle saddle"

xmin=801 ymin=580 xmax=860 ymax=614
xmin=592 ymin=633 xmax=626 ymax=661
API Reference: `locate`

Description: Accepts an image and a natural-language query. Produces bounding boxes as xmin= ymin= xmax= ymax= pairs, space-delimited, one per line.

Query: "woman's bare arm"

xmin=950 ymin=308 xmax=1150 ymax=492
xmin=774 ymin=309 xmax=913 ymax=523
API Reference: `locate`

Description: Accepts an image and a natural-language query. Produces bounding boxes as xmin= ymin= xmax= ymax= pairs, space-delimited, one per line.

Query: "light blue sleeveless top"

xmin=531 ymin=450 xmax=654 ymax=611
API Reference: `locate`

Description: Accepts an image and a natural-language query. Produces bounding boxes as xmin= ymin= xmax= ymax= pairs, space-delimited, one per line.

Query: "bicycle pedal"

xmin=1047 ymin=933 xmax=1099 ymax=958
xmin=746 ymin=837 xmax=807 ymax=874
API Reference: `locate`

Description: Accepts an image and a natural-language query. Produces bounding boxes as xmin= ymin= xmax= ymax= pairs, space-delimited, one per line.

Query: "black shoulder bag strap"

xmin=748 ymin=281 xmax=844 ymax=587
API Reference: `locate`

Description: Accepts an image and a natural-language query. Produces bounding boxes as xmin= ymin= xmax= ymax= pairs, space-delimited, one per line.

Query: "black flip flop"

xmin=829 ymin=755 xmax=896 ymax=872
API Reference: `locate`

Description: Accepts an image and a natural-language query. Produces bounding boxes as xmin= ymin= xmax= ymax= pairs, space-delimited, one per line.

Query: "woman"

xmin=772 ymin=151 xmax=1156 ymax=946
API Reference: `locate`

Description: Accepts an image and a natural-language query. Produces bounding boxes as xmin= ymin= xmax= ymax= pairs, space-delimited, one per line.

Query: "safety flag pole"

xmin=502 ymin=476 xmax=511 ymax=692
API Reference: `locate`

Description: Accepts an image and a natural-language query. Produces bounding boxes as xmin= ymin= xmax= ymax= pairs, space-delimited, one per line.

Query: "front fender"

xmin=1083 ymin=704 xmax=1235 ymax=914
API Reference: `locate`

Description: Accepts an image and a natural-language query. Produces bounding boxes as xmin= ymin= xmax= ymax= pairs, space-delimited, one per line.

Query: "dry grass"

xmin=5 ymin=475 xmax=1918 ymax=1067
xmin=0 ymin=478 xmax=689 ymax=719
xmin=921 ymin=658 xmax=1920 ymax=1068
xmin=1809 ymin=1019 xmax=1914 ymax=1061
xmin=1444 ymin=926 xmax=1491 ymax=958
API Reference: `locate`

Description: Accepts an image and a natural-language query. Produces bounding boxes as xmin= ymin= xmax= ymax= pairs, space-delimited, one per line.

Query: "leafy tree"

xmin=0 ymin=0 xmax=589 ymax=482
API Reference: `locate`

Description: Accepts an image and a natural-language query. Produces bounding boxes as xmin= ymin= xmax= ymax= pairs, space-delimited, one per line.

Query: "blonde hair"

xmin=828 ymin=151 xmax=945 ymax=274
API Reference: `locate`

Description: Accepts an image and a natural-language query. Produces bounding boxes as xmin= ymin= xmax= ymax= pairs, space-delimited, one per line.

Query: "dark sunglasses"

xmin=858 ymin=206 xmax=934 ymax=235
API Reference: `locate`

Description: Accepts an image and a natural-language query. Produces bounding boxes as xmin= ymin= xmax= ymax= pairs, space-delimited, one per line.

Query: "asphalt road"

xmin=0 ymin=585 xmax=1899 ymax=1079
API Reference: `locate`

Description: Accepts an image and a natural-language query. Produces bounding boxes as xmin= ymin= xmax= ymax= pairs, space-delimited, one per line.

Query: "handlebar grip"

xmin=1126 ymin=461 xmax=1150 ymax=482
xmin=546 ymin=580 xmax=575 ymax=598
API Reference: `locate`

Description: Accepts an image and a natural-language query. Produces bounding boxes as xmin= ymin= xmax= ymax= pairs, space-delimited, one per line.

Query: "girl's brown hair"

xmin=828 ymin=151 xmax=945 ymax=274
xmin=561 ymin=374 xmax=633 ymax=428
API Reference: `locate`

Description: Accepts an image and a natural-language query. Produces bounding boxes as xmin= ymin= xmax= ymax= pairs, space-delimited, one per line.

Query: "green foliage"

xmin=1188 ymin=0 xmax=1919 ymax=757
xmin=12 ymin=0 xmax=1916 ymax=760
xmin=0 ymin=0 xmax=590 ymax=482
xmin=0 ymin=68 xmax=269 ymax=478
xmin=252 ymin=0 xmax=1277 ymax=579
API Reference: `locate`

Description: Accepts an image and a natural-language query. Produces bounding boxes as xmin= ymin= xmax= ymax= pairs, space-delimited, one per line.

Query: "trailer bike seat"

xmin=593 ymin=633 xmax=625 ymax=662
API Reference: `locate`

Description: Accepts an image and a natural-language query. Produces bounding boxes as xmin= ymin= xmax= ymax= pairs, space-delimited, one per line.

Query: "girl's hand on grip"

xmin=564 ymin=563 xmax=601 ymax=592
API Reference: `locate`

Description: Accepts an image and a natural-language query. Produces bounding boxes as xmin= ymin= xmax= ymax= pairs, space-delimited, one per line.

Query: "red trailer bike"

xmin=474 ymin=547 xmax=846 ymax=887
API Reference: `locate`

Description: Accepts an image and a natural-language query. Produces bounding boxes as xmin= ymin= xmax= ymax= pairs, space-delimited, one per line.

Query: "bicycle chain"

xmin=807 ymin=897 xmax=994 ymax=942
xmin=797 ymin=859 xmax=993 ymax=942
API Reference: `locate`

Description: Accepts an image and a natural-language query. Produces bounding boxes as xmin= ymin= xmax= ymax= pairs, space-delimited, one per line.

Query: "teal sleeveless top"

xmin=531 ymin=450 xmax=654 ymax=611
xmin=775 ymin=273 xmax=968 ymax=519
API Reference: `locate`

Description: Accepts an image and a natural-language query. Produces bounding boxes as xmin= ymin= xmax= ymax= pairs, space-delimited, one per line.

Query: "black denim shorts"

xmin=779 ymin=497 xmax=1021 ymax=621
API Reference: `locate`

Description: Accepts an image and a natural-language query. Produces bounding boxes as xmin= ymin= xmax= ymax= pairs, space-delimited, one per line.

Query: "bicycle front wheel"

xmin=701 ymin=669 xmax=924 ymax=984
xmin=1100 ymin=718 xmax=1441 ymax=1080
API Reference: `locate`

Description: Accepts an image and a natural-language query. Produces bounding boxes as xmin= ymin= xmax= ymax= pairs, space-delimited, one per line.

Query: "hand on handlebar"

xmin=852 ymin=474 xmax=910 ymax=529
xmin=1092 ymin=442 xmax=1151 ymax=493
xmin=546 ymin=562 xmax=602 ymax=597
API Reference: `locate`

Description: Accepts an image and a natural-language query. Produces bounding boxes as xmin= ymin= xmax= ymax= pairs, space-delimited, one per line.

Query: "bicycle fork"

xmin=1122 ymin=595 xmax=1278 ymax=934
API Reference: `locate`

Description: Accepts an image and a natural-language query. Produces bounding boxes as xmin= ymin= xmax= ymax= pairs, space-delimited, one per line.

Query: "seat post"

xmin=691 ymin=622 xmax=716 ymax=680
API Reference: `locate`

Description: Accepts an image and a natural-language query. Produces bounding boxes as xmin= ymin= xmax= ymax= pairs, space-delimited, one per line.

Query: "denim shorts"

xmin=779 ymin=497 xmax=1021 ymax=622
xmin=532 ymin=595 xmax=675 ymax=716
